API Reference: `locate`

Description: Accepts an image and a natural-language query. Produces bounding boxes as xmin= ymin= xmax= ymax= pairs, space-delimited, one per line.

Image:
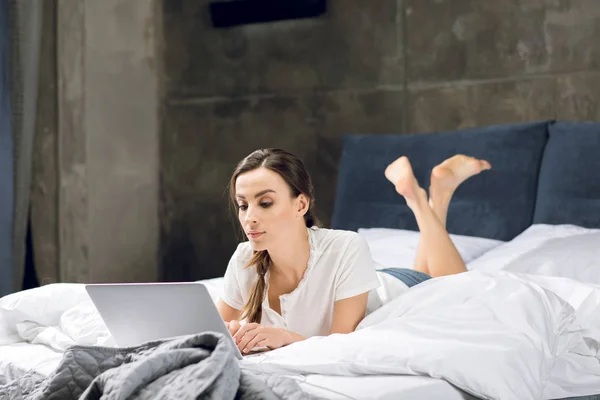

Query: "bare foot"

xmin=385 ymin=156 xmax=427 ymax=208
xmin=430 ymin=154 xmax=491 ymax=195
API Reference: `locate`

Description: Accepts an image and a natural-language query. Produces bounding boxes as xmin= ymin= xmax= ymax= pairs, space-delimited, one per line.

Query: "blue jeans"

xmin=379 ymin=268 xmax=432 ymax=288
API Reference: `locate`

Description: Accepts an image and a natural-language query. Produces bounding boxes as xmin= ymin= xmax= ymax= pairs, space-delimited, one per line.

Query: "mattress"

xmin=0 ymin=341 xmax=475 ymax=399
xmin=298 ymin=374 xmax=476 ymax=400
xmin=1 ymin=225 xmax=599 ymax=399
xmin=1 ymin=345 xmax=597 ymax=400
xmin=0 ymin=343 xmax=62 ymax=384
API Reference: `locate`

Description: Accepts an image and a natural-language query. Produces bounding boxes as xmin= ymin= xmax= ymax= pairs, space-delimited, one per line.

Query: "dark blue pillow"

xmin=533 ymin=122 xmax=600 ymax=228
xmin=331 ymin=122 xmax=550 ymax=241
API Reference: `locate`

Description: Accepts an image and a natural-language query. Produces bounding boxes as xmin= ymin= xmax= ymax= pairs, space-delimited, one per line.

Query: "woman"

xmin=217 ymin=148 xmax=491 ymax=355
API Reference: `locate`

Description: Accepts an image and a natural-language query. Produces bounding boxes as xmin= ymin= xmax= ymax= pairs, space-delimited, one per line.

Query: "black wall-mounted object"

xmin=209 ymin=0 xmax=327 ymax=28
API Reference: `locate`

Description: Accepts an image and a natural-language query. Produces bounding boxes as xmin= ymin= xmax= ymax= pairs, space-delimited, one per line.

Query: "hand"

xmin=232 ymin=322 xmax=299 ymax=354
xmin=225 ymin=319 xmax=242 ymax=336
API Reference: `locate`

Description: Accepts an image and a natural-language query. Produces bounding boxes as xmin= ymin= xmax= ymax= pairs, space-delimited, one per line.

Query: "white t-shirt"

xmin=366 ymin=272 xmax=411 ymax=315
xmin=220 ymin=227 xmax=381 ymax=338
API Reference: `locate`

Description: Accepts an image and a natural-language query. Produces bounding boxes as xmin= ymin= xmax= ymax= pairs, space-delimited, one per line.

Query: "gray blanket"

xmin=0 ymin=332 xmax=322 ymax=400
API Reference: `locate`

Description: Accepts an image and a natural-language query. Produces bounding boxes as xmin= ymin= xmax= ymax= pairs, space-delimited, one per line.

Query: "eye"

xmin=238 ymin=204 xmax=248 ymax=211
xmin=260 ymin=202 xmax=272 ymax=208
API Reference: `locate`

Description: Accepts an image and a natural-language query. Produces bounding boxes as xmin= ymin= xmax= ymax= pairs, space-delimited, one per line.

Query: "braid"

xmin=242 ymin=250 xmax=271 ymax=323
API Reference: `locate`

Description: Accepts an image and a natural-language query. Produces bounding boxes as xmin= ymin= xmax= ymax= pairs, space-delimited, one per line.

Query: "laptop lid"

xmin=84 ymin=282 xmax=243 ymax=359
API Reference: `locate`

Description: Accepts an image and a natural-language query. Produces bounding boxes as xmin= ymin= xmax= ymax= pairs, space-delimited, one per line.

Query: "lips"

xmin=247 ymin=232 xmax=264 ymax=239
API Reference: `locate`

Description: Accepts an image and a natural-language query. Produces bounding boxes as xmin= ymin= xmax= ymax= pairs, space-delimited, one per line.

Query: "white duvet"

xmin=1 ymin=272 xmax=599 ymax=400
xmin=239 ymin=270 xmax=600 ymax=400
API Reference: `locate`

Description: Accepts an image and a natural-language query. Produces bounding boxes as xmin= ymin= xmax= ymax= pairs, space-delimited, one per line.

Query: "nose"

xmin=244 ymin=204 xmax=258 ymax=224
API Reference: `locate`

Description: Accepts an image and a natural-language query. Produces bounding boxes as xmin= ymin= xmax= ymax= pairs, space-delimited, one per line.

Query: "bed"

xmin=1 ymin=120 xmax=600 ymax=399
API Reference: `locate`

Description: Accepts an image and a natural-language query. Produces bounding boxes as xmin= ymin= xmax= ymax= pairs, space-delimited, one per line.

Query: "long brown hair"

xmin=229 ymin=148 xmax=318 ymax=323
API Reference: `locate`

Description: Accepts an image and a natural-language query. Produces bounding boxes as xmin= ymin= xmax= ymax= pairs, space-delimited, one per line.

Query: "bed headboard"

xmin=533 ymin=121 xmax=600 ymax=228
xmin=331 ymin=121 xmax=600 ymax=242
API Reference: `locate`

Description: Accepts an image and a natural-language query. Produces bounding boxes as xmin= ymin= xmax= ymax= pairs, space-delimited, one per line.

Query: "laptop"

xmin=85 ymin=282 xmax=247 ymax=359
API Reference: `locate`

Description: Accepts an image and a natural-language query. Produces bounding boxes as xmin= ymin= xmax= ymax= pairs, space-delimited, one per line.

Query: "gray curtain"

xmin=0 ymin=0 xmax=14 ymax=297
xmin=9 ymin=0 xmax=43 ymax=294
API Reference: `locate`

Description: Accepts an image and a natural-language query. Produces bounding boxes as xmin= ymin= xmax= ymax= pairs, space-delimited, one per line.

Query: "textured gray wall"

xmin=405 ymin=0 xmax=600 ymax=132
xmin=31 ymin=0 xmax=58 ymax=286
xmin=160 ymin=0 xmax=600 ymax=282
xmin=50 ymin=0 xmax=161 ymax=285
xmin=30 ymin=0 xmax=162 ymax=287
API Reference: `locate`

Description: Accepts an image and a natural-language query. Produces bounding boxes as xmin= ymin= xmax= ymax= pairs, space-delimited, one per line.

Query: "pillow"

xmin=359 ymin=227 xmax=504 ymax=270
xmin=0 ymin=283 xmax=90 ymax=344
xmin=533 ymin=121 xmax=600 ymax=229
xmin=332 ymin=121 xmax=550 ymax=241
xmin=467 ymin=224 xmax=600 ymax=276
xmin=501 ymin=232 xmax=600 ymax=284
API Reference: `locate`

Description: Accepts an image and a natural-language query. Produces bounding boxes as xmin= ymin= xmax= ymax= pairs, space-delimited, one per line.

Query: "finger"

xmin=237 ymin=328 xmax=260 ymax=352
xmin=232 ymin=323 xmax=251 ymax=343
xmin=233 ymin=323 xmax=258 ymax=343
xmin=227 ymin=320 xmax=241 ymax=336
xmin=242 ymin=334 xmax=265 ymax=354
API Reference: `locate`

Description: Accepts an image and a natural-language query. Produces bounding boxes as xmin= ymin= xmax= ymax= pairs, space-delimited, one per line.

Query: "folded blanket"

xmin=0 ymin=332 xmax=318 ymax=400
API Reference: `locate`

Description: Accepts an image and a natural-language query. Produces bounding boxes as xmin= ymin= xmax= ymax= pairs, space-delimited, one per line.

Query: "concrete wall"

xmin=31 ymin=0 xmax=59 ymax=286
xmin=161 ymin=0 xmax=600 ymax=282
xmin=161 ymin=1 xmax=405 ymax=281
xmin=31 ymin=0 xmax=162 ymax=285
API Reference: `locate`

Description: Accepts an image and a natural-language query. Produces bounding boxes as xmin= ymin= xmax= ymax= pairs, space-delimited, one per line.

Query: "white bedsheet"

xmin=298 ymin=374 xmax=476 ymax=400
xmin=0 ymin=343 xmax=62 ymax=385
xmin=0 ymin=278 xmax=476 ymax=400
xmin=0 ymin=342 xmax=474 ymax=400
xmin=2 ymin=272 xmax=600 ymax=399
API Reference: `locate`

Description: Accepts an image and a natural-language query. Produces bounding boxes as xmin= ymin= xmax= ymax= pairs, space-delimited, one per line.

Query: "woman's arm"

xmin=217 ymin=298 xmax=242 ymax=322
xmin=218 ymin=298 xmax=307 ymax=353
xmin=329 ymin=234 xmax=379 ymax=335
xmin=217 ymin=299 xmax=246 ymax=337
xmin=222 ymin=291 xmax=369 ymax=352
xmin=232 ymin=322 xmax=306 ymax=354
xmin=231 ymin=292 xmax=368 ymax=354
xmin=329 ymin=291 xmax=369 ymax=334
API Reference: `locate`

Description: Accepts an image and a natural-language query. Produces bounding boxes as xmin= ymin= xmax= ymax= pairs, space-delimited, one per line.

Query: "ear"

xmin=296 ymin=194 xmax=310 ymax=217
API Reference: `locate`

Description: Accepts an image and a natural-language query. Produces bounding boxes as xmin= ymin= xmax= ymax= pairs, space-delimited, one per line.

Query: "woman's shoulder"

xmin=228 ymin=241 xmax=254 ymax=267
xmin=224 ymin=241 xmax=258 ymax=283
xmin=309 ymin=228 xmax=377 ymax=292
xmin=310 ymin=226 xmax=368 ymax=252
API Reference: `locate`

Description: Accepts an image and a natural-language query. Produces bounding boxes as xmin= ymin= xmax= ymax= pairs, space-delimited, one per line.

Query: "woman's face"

xmin=235 ymin=167 xmax=308 ymax=251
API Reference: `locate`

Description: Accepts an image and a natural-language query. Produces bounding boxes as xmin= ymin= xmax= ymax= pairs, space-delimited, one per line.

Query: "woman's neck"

xmin=267 ymin=227 xmax=311 ymax=283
